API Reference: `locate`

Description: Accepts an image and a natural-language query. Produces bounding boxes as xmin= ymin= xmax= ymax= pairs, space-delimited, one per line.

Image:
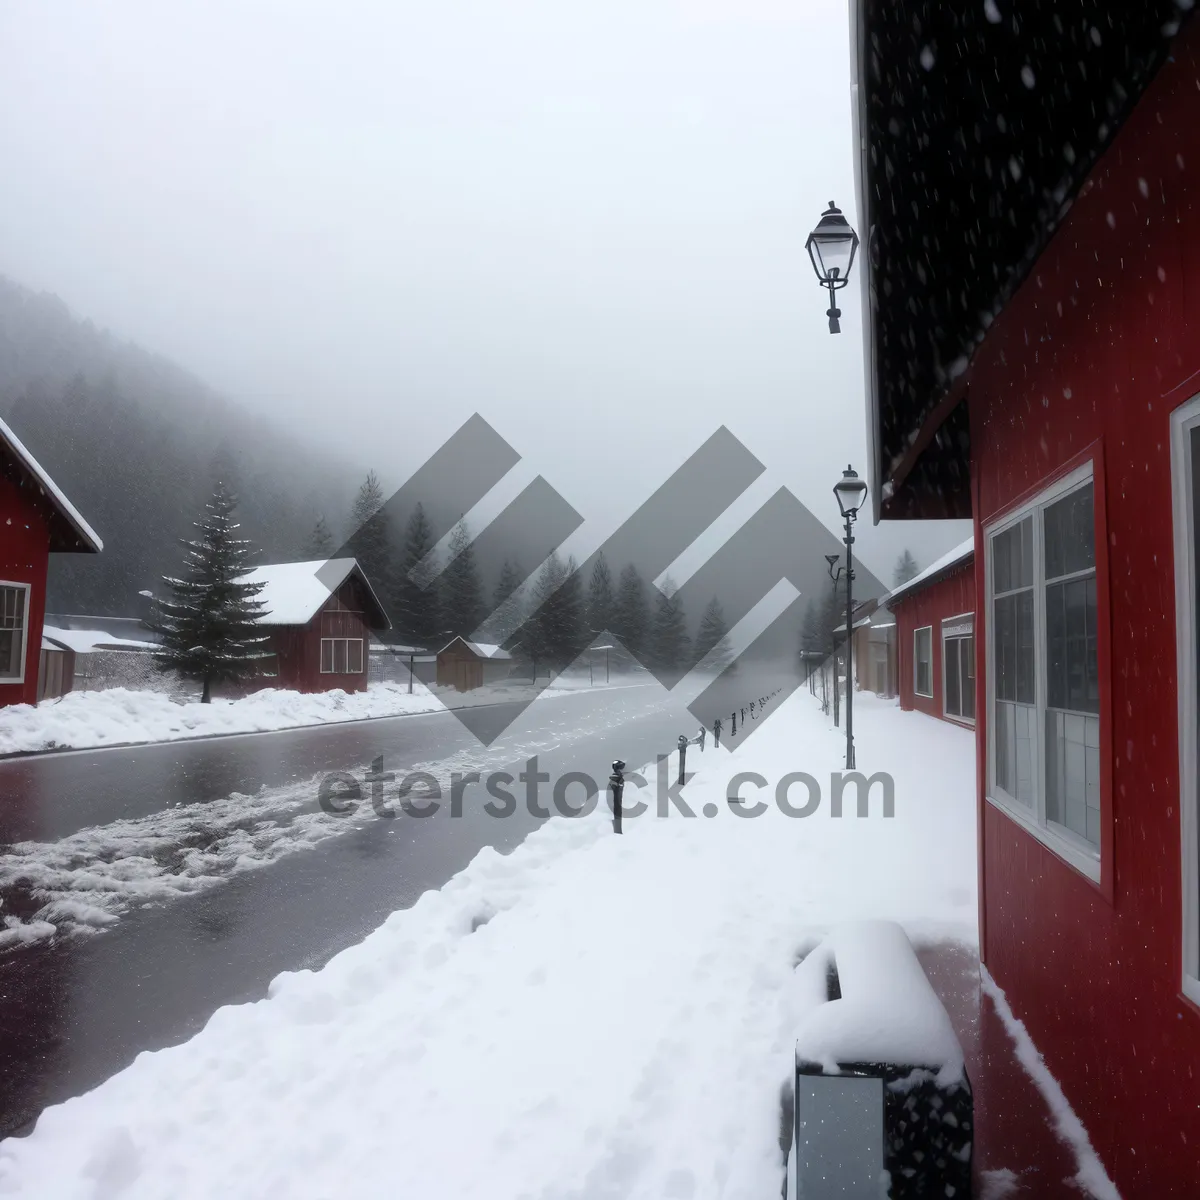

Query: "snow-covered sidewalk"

xmin=0 ymin=690 xmax=978 ymax=1199
xmin=0 ymin=675 xmax=640 ymax=757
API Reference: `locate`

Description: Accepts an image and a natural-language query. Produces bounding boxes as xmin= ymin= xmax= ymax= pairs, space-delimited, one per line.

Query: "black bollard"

xmin=609 ymin=759 xmax=626 ymax=835
xmin=677 ymin=734 xmax=689 ymax=786
xmin=731 ymin=710 xmax=737 ymax=737
xmin=713 ymin=717 xmax=722 ymax=748
xmin=750 ymin=700 xmax=756 ymax=720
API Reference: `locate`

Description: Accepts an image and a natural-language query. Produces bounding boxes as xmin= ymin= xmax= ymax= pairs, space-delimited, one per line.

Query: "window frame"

xmin=0 ymin=580 xmax=32 ymax=685
xmin=1170 ymin=397 xmax=1200 ymax=1008
xmin=913 ymin=625 xmax=933 ymax=698
xmin=984 ymin=456 xmax=1111 ymax=891
xmin=320 ymin=637 xmax=365 ymax=675
xmin=941 ymin=612 xmax=975 ymax=726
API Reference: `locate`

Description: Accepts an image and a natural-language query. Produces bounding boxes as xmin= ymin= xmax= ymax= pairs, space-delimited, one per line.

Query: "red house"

xmin=0 ymin=415 xmax=102 ymax=708
xmin=854 ymin=4 xmax=1200 ymax=1192
xmin=886 ymin=538 xmax=975 ymax=726
xmin=242 ymin=559 xmax=390 ymax=694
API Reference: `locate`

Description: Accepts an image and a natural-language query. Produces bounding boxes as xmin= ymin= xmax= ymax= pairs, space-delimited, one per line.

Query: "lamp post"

xmin=828 ymin=466 xmax=868 ymax=768
xmin=806 ymin=201 xmax=860 ymax=334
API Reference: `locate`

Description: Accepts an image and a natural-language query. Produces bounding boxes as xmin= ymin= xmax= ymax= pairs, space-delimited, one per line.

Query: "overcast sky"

xmin=0 ymin=0 xmax=969 ymax=582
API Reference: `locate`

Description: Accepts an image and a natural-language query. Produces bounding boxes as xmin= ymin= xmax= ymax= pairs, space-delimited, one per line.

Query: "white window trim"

xmin=0 ymin=580 xmax=31 ymax=686
xmin=984 ymin=460 xmax=1102 ymax=883
xmin=320 ymin=637 xmax=365 ymax=675
xmin=1171 ymin=396 xmax=1200 ymax=1007
xmin=913 ymin=625 xmax=933 ymax=697
xmin=941 ymin=625 xmax=976 ymax=726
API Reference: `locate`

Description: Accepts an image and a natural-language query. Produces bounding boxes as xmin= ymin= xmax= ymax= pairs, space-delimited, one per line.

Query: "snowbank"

xmin=0 ymin=691 xmax=979 ymax=1199
xmin=0 ymin=676 xmax=639 ymax=756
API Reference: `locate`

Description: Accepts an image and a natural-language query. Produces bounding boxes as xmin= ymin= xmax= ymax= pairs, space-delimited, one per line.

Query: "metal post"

xmin=731 ymin=710 xmax=737 ymax=737
xmin=606 ymin=647 xmax=610 ymax=683
xmin=750 ymin=700 xmax=756 ymax=720
xmin=697 ymin=724 xmax=706 ymax=752
xmin=609 ymin=759 xmax=625 ymax=834
xmin=408 ymin=651 xmax=416 ymax=695
xmin=677 ymin=734 xmax=688 ymax=786
xmin=713 ymin=717 xmax=721 ymax=748
xmin=844 ymin=512 xmax=855 ymax=770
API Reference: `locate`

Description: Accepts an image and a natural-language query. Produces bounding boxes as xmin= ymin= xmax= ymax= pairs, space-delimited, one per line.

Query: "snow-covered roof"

xmin=438 ymin=636 xmax=513 ymax=661
xmin=0 ymin=414 xmax=102 ymax=553
xmin=884 ymin=536 xmax=974 ymax=607
xmin=42 ymin=629 xmax=158 ymax=654
xmin=240 ymin=559 xmax=391 ymax=630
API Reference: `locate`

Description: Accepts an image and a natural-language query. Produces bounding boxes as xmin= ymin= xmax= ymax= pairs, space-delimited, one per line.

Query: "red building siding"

xmin=264 ymin=577 xmax=375 ymax=694
xmin=0 ymin=474 xmax=51 ymax=708
xmin=966 ymin=21 xmax=1200 ymax=1193
xmin=891 ymin=563 xmax=975 ymax=724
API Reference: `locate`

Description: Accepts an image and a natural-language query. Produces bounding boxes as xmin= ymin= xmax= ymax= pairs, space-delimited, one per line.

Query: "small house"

xmin=0 ymin=415 xmax=103 ymax=708
xmin=241 ymin=559 xmax=390 ymax=694
xmin=833 ymin=597 xmax=897 ymax=698
xmin=435 ymin=637 xmax=513 ymax=692
xmin=885 ymin=539 xmax=975 ymax=726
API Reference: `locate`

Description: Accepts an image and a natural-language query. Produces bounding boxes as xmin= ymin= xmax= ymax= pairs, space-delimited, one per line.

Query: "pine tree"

xmin=799 ymin=598 xmax=823 ymax=671
xmin=347 ymin=471 xmax=392 ymax=605
xmin=302 ymin=514 xmax=334 ymax=559
xmin=649 ymin=578 xmax=690 ymax=674
xmin=611 ymin=564 xmax=650 ymax=664
xmin=478 ymin=558 xmax=525 ymax=643
xmin=494 ymin=558 xmax=523 ymax=609
xmin=515 ymin=552 xmax=587 ymax=678
xmin=822 ymin=578 xmax=844 ymax=656
xmin=586 ymin=552 xmax=615 ymax=636
xmin=440 ymin=519 xmax=486 ymax=639
xmin=694 ymin=596 xmax=733 ymax=672
xmin=894 ymin=549 xmax=919 ymax=586
xmin=150 ymin=482 xmax=271 ymax=703
xmin=393 ymin=503 xmax=441 ymax=646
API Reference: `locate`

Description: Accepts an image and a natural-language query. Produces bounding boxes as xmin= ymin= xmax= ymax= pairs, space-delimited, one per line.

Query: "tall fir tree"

xmin=440 ymin=519 xmax=486 ymax=639
xmin=347 ymin=471 xmax=392 ymax=605
xmin=611 ymin=563 xmax=650 ymax=664
xmin=799 ymin=597 xmax=822 ymax=665
xmin=479 ymin=557 xmax=525 ymax=643
xmin=694 ymin=596 xmax=733 ymax=672
xmin=893 ymin=549 xmax=919 ymax=586
xmin=649 ymin=577 xmax=690 ymax=673
xmin=821 ymin=576 xmax=844 ymax=656
xmin=494 ymin=558 xmax=523 ymax=609
xmin=393 ymin=503 xmax=442 ymax=646
xmin=302 ymin=514 xmax=334 ymax=559
xmin=150 ymin=482 xmax=271 ymax=703
xmin=586 ymin=552 xmax=615 ymax=636
xmin=516 ymin=552 xmax=586 ymax=677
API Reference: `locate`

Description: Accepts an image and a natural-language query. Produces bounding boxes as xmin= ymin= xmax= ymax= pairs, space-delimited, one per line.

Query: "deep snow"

xmin=0 ymin=688 xmax=982 ymax=1198
xmin=0 ymin=675 xmax=638 ymax=757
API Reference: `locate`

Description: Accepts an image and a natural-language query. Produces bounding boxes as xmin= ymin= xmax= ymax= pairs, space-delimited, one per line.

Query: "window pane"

xmin=1044 ymin=483 xmax=1095 ymax=580
xmin=348 ymin=640 xmax=364 ymax=673
xmin=0 ymin=629 xmax=16 ymax=678
xmin=995 ymin=594 xmax=1015 ymax=701
xmin=334 ymin=640 xmax=348 ymax=673
xmin=945 ymin=638 xmax=961 ymax=715
xmin=993 ymin=518 xmax=1033 ymax=594
xmin=0 ymin=587 xmax=25 ymax=680
xmin=915 ymin=628 xmax=931 ymax=695
xmin=996 ymin=699 xmax=1035 ymax=806
xmin=321 ymin=640 xmax=333 ymax=672
xmin=962 ymin=636 xmax=976 ymax=719
xmin=1016 ymin=590 xmax=1035 ymax=705
xmin=1046 ymin=576 xmax=1098 ymax=715
xmin=1046 ymin=709 xmax=1100 ymax=848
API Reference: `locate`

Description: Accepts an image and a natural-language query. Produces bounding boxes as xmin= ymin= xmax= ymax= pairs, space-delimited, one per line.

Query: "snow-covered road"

xmin=0 ymin=689 xmax=978 ymax=1199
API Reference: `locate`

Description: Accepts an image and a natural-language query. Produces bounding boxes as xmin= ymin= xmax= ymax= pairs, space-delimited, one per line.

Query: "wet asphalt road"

xmin=0 ymin=682 xmax=759 ymax=1137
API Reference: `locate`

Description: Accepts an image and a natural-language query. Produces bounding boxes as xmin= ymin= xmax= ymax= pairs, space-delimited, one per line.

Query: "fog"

xmin=0 ymin=0 xmax=969 ymax=582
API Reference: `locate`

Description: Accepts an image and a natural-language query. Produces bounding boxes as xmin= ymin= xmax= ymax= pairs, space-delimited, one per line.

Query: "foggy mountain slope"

xmin=0 ymin=275 xmax=357 ymax=615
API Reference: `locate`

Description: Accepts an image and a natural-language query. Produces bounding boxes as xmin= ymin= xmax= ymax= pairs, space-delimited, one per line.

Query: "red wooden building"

xmin=853 ymin=3 xmax=1200 ymax=1192
xmin=0 ymin=415 xmax=103 ymax=708
xmin=242 ymin=559 xmax=390 ymax=694
xmin=887 ymin=538 xmax=975 ymax=726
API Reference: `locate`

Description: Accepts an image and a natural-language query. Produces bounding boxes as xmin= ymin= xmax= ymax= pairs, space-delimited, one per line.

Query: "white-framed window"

xmin=320 ymin=637 xmax=364 ymax=674
xmin=942 ymin=613 xmax=975 ymax=723
xmin=985 ymin=461 xmax=1101 ymax=882
xmin=1170 ymin=397 xmax=1200 ymax=1007
xmin=913 ymin=626 xmax=933 ymax=697
xmin=0 ymin=582 xmax=31 ymax=684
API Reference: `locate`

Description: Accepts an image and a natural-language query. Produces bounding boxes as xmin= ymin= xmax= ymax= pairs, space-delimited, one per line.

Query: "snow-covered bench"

xmin=782 ymin=920 xmax=972 ymax=1199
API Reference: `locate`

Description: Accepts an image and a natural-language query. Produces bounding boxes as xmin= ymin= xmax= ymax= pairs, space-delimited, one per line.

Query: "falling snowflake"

xmin=920 ymin=45 xmax=936 ymax=70
xmin=984 ymin=0 xmax=1002 ymax=23
xmin=1021 ymin=65 xmax=1036 ymax=89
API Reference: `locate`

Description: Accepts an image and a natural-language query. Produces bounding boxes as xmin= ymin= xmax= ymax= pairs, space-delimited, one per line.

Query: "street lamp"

xmin=828 ymin=466 xmax=868 ymax=768
xmin=806 ymin=201 xmax=860 ymax=334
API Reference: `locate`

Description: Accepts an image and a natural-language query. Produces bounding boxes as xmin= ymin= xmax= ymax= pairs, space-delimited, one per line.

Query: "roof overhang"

xmin=0 ymin=415 xmax=102 ymax=552
xmin=852 ymin=0 xmax=1193 ymax=521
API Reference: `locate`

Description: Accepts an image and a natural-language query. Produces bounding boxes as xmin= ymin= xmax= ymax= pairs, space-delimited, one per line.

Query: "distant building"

xmin=883 ymin=539 xmax=975 ymax=727
xmin=435 ymin=637 xmax=514 ymax=691
xmin=834 ymin=597 xmax=897 ymax=698
xmin=0 ymin=415 xmax=103 ymax=708
xmin=241 ymin=559 xmax=390 ymax=693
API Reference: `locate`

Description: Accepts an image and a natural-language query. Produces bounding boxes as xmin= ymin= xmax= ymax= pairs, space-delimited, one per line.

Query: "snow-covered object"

xmin=437 ymin=635 xmax=513 ymax=660
xmin=0 ymin=414 xmax=103 ymax=552
xmin=785 ymin=920 xmax=965 ymax=1085
xmin=882 ymin=535 xmax=974 ymax=607
xmin=40 ymin=628 xmax=157 ymax=654
xmin=239 ymin=558 xmax=389 ymax=627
